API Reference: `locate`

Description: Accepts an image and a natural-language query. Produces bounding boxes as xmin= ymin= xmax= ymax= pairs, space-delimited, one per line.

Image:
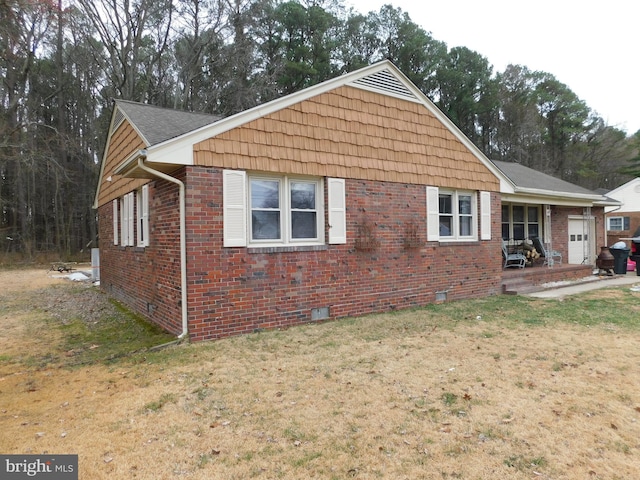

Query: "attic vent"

xmin=350 ymin=69 xmax=418 ymax=101
xmin=111 ymin=109 xmax=125 ymax=133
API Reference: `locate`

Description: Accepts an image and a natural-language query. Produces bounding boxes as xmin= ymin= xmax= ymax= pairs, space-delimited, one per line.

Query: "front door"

xmin=568 ymin=217 xmax=595 ymax=264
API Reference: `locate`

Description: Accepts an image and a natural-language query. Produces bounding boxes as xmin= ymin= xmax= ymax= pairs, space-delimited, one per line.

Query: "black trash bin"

xmin=609 ymin=246 xmax=630 ymax=274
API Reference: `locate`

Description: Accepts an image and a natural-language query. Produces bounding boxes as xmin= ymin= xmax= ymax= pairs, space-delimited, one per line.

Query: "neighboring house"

xmin=93 ymin=61 xmax=613 ymax=342
xmin=603 ymin=178 xmax=640 ymax=247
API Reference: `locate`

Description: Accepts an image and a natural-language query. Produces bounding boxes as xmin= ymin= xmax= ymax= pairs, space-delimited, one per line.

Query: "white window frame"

xmin=502 ymin=203 xmax=541 ymax=240
xmin=607 ymin=216 xmax=629 ymax=231
xmin=437 ymin=189 xmax=478 ymax=241
xmin=248 ymin=174 xmax=324 ymax=247
xmin=137 ymin=184 xmax=149 ymax=247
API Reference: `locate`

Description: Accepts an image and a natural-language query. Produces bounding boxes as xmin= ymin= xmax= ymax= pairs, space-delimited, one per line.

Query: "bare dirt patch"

xmin=0 ymin=268 xmax=70 ymax=361
xmin=1 ymin=269 xmax=639 ymax=479
xmin=0 ymin=266 xmax=69 ymax=292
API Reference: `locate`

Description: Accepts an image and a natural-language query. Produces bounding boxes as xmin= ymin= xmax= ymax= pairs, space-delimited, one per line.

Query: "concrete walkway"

xmin=526 ymin=271 xmax=640 ymax=299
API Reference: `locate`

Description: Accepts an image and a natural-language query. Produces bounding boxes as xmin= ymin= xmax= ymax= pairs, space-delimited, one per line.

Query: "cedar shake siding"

xmin=194 ymin=86 xmax=499 ymax=191
xmin=98 ymin=120 xmax=148 ymax=206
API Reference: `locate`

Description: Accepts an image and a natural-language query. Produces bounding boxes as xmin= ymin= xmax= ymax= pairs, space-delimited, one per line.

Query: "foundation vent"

xmin=311 ymin=307 xmax=330 ymax=321
xmin=350 ymin=69 xmax=419 ymax=102
xmin=435 ymin=290 xmax=448 ymax=302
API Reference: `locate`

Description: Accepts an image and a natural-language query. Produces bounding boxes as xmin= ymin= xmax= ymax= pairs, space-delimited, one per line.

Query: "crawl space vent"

xmin=311 ymin=307 xmax=330 ymax=321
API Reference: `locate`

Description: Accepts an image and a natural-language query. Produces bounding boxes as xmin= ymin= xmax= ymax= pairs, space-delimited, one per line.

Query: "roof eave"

xmin=515 ymin=186 xmax=602 ymax=200
xmin=593 ymin=199 xmax=623 ymax=207
xmin=113 ymin=149 xmax=145 ymax=176
xmin=508 ymin=186 xmax=613 ymax=206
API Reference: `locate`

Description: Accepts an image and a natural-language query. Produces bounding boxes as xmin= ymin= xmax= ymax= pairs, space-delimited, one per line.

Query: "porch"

xmin=501 ymin=262 xmax=595 ymax=295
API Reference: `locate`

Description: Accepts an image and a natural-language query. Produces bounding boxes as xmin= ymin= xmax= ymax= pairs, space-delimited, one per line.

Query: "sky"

xmin=346 ymin=0 xmax=640 ymax=135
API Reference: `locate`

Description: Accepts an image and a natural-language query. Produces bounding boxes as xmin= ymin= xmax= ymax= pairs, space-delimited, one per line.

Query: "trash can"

xmin=609 ymin=244 xmax=630 ymax=274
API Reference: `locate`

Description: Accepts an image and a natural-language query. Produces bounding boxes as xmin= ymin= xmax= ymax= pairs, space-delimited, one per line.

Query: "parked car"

xmin=630 ymin=226 xmax=640 ymax=275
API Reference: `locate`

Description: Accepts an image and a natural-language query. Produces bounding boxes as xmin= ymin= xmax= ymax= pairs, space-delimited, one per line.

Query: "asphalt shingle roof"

xmin=115 ymin=99 xmax=221 ymax=146
xmin=492 ymin=160 xmax=598 ymax=196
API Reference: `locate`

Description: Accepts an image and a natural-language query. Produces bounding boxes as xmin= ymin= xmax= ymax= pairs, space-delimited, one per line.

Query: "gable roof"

xmin=492 ymin=160 xmax=619 ymax=206
xmin=94 ymin=61 xmax=622 ymax=212
xmin=113 ymin=99 xmax=221 ymax=146
xmin=110 ymin=61 xmax=506 ymax=185
xmin=605 ymin=177 xmax=640 ymax=197
xmin=493 ymin=160 xmax=597 ymax=196
xmin=603 ymin=177 xmax=640 ymax=213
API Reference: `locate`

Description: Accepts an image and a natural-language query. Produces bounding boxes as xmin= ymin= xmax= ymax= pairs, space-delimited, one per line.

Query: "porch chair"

xmin=502 ymin=240 xmax=526 ymax=269
xmin=532 ymin=237 xmax=562 ymax=266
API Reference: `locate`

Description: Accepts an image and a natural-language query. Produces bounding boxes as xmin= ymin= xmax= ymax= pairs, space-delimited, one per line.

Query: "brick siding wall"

xmin=99 ymin=166 xmax=504 ymax=342
xmin=98 ymin=175 xmax=184 ymax=335
xmin=549 ymin=205 xmax=606 ymax=262
xmin=183 ymin=167 xmax=502 ymax=341
xmin=549 ymin=205 xmax=569 ymax=260
xmin=99 ymin=168 xmax=606 ymax=342
xmin=606 ymin=212 xmax=640 ymax=247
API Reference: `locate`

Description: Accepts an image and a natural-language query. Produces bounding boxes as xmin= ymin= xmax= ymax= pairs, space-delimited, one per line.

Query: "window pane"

xmin=251 ymin=180 xmax=279 ymax=208
xmin=459 ymin=195 xmax=472 ymax=215
xmin=459 ymin=216 xmax=472 ymax=236
xmin=609 ymin=217 xmax=622 ymax=231
xmin=252 ymin=211 xmax=280 ymax=239
xmin=291 ymin=182 xmax=315 ymax=209
xmin=439 ymin=217 xmax=452 ymax=236
xmin=512 ymin=205 xmax=524 ymax=222
xmin=528 ymin=224 xmax=539 ymax=238
xmin=502 ymin=224 xmax=510 ymax=240
xmin=439 ymin=194 xmax=452 ymax=214
xmin=527 ymin=206 xmax=538 ymax=222
xmin=502 ymin=205 xmax=509 ymax=222
xmin=292 ymin=212 xmax=317 ymax=239
xmin=513 ymin=224 xmax=525 ymax=240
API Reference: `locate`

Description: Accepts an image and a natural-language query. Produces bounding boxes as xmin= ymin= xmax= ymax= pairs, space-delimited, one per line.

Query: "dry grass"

xmin=1 ymin=269 xmax=640 ymax=479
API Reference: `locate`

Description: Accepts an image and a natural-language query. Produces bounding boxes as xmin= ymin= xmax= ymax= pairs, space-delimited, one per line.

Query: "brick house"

xmin=493 ymin=160 xmax=614 ymax=265
xmin=93 ymin=61 xmax=613 ymax=342
xmin=604 ymin=178 xmax=640 ymax=247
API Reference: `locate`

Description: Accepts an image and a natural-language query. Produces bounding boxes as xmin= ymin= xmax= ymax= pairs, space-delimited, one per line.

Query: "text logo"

xmin=1 ymin=455 xmax=78 ymax=479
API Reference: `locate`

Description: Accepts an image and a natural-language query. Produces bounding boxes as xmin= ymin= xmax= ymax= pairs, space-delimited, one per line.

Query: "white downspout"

xmin=136 ymin=151 xmax=189 ymax=340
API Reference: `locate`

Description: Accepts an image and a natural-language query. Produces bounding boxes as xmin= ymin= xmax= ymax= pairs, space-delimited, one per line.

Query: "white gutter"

xmin=135 ymin=150 xmax=189 ymax=340
xmin=513 ymin=187 xmax=603 ymax=202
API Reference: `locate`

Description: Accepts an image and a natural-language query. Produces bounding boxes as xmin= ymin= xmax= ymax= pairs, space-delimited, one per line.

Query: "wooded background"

xmin=1 ymin=0 xmax=639 ymax=259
